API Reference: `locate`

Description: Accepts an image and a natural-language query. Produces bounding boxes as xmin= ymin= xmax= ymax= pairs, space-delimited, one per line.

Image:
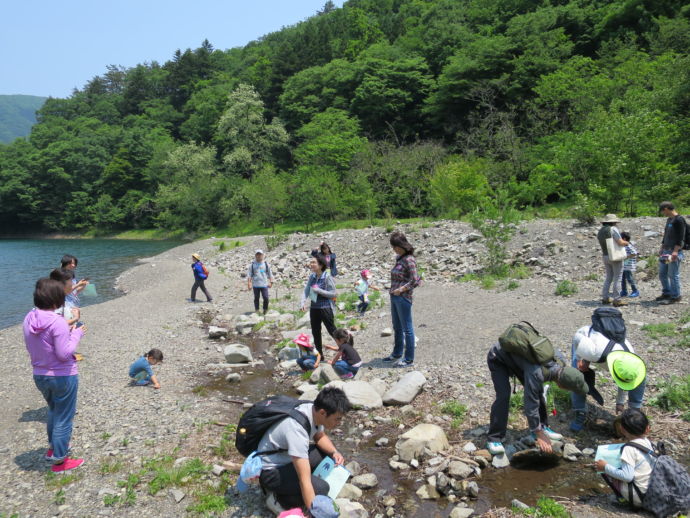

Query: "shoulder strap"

xmin=519 ymin=321 xmax=539 ymax=334
xmin=622 ymin=441 xmax=657 ymax=457
xmin=596 ymin=338 xmax=630 ymax=363
xmin=257 ymin=408 xmax=312 ymax=456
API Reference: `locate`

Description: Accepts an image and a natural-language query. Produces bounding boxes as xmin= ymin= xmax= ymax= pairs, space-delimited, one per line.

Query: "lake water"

xmin=0 ymin=239 xmax=182 ymax=330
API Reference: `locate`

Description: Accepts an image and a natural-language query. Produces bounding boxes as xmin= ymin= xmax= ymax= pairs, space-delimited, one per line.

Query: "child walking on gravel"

xmin=620 ymin=232 xmax=640 ymax=297
xmin=129 ymin=349 xmax=163 ymax=389
xmin=324 ymin=328 xmax=362 ymax=379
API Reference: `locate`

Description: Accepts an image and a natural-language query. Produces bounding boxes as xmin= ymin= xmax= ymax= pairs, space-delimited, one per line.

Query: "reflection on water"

xmin=0 ymin=238 xmax=181 ymax=329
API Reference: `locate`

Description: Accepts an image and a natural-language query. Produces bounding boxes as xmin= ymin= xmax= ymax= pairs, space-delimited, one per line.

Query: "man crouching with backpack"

xmin=258 ymin=387 xmax=351 ymax=511
xmin=486 ymin=341 xmax=589 ymax=456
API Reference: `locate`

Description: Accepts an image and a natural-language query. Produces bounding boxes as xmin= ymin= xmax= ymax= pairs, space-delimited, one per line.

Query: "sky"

xmin=1 ymin=0 xmax=345 ymax=98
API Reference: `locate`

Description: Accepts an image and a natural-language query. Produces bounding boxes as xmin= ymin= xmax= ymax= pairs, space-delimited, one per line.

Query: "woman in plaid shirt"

xmin=383 ymin=232 xmax=421 ymax=367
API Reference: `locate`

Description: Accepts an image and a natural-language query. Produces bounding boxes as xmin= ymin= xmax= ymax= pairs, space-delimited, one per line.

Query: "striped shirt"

xmin=624 ymin=242 xmax=638 ymax=271
xmin=390 ymin=254 xmax=421 ymax=302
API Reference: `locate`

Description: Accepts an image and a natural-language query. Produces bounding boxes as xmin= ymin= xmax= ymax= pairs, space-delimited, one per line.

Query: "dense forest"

xmin=0 ymin=0 xmax=688 ymax=233
xmin=0 ymin=95 xmax=46 ymax=144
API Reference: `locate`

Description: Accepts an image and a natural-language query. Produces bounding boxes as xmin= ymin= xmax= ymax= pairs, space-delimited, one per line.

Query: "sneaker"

xmin=395 ymin=359 xmax=414 ymax=367
xmin=601 ymin=297 xmax=613 ymax=304
xmin=619 ymin=290 xmax=628 ymax=297
xmin=659 ymin=297 xmax=681 ymax=305
xmin=382 ymin=355 xmax=402 ymax=362
xmin=612 ymin=299 xmax=628 ymax=307
xmin=655 ymin=294 xmax=671 ymax=301
xmin=569 ymin=411 xmax=587 ymax=432
xmin=542 ymin=426 xmax=563 ymax=441
xmin=51 ymin=457 xmax=84 ymax=472
xmin=486 ymin=441 xmax=505 ymax=455
xmin=340 ymin=372 xmax=354 ymax=379
xmin=629 ymin=290 xmax=640 ymax=298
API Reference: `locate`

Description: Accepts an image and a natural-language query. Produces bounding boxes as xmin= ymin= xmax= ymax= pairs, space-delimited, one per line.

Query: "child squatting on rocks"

xmin=354 ymin=269 xmax=379 ymax=315
xmin=129 ymin=349 xmax=164 ymax=389
xmin=294 ymin=333 xmax=320 ymax=372
xmin=324 ymin=328 xmax=362 ymax=379
xmin=595 ymin=408 xmax=653 ymax=507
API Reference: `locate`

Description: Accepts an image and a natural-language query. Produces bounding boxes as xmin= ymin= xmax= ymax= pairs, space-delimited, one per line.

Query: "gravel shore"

xmin=1 ymin=218 xmax=689 ymax=518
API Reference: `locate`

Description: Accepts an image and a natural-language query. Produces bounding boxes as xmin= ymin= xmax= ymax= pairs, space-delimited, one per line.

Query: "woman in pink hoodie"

xmin=23 ymin=278 xmax=86 ymax=472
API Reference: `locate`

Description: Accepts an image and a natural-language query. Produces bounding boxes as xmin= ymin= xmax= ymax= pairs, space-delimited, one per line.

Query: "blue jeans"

xmin=570 ymin=342 xmax=645 ymax=412
xmin=621 ymin=270 xmax=637 ymax=293
xmin=659 ymin=251 xmax=683 ymax=298
xmin=33 ymin=375 xmax=78 ymax=461
xmin=333 ymin=360 xmax=359 ymax=376
xmin=390 ymin=295 xmax=415 ymax=362
xmin=297 ymin=355 xmax=317 ymax=371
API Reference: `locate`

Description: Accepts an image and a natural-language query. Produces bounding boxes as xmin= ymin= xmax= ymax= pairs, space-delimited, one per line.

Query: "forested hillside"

xmin=0 ymin=95 xmax=47 ymax=144
xmin=0 ymin=0 xmax=688 ymax=233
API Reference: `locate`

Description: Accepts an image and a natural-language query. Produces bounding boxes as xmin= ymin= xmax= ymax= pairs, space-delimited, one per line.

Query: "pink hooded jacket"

xmin=23 ymin=308 xmax=83 ymax=376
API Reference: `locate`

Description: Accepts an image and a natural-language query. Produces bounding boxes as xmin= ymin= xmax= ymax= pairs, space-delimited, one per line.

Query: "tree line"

xmin=0 ymin=0 xmax=688 ymax=232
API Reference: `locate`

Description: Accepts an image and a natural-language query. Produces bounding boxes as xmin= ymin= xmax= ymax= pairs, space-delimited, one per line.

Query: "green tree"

xmin=429 ymin=157 xmax=490 ymax=217
xmin=244 ymin=166 xmax=289 ymax=231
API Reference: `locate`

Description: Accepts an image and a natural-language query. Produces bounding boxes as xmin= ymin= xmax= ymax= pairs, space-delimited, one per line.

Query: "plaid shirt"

xmin=390 ymin=254 xmax=421 ymax=301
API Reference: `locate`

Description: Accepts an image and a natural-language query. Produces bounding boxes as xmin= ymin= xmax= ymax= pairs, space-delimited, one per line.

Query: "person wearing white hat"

xmin=597 ymin=214 xmax=629 ymax=307
xmin=570 ymin=308 xmax=646 ymax=432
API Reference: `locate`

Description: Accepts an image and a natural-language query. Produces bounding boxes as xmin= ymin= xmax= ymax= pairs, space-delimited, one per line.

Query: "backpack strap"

xmin=257 ymin=408 xmax=312 ymax=456
xmin=519 ymin=321 xmax=539 ymax=334
xmin=596 ymin=338 xmax=630 ymax=363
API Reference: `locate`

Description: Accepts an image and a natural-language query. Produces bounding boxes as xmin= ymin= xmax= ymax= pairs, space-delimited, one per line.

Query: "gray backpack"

xmin=623 ymin=442 xmax=690 ymax=518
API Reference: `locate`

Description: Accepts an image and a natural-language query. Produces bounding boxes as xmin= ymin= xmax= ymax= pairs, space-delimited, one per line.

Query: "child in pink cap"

xmin=294 ymin=333 xmax=320 ymax=371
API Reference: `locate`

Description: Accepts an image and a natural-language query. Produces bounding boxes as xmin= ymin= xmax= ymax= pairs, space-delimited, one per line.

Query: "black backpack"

xmin=235 ymin=395 xmax=311 ymax=457
xmin=621 ymin=442 xmax=690 ymax=517
xmin=590 ymin=308 xmax=628 ymax=361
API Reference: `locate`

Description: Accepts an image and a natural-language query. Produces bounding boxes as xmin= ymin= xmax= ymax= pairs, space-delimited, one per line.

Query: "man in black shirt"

xmin=657 ymin=201 xmax=686 ymax=304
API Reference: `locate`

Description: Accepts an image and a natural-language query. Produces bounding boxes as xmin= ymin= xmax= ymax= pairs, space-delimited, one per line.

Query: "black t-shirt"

xmin=339 ymin=342 xmax=361 ymax=365
xmin=662 ymin=215 xmax=686 ymax=250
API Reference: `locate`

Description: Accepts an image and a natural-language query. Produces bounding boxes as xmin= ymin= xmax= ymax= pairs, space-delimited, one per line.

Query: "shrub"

xmin=555 ymin=280 xmax=578 ymax=296
xmin=440 ymin=401 xmax=468 ymax=418
xmin=265 ymin=233 xmax=287 ymax=251
xmin=571 ymin=193 xmax=604 ymax=226
xmin=650 ymin=375 xmax=690 ymax=421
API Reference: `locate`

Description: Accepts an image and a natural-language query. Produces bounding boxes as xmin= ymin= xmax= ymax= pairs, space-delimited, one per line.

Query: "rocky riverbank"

xmin=1 ymin=217 xmax=689 ymax=518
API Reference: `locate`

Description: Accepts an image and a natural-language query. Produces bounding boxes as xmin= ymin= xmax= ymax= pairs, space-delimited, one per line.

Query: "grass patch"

xmin=546 ymin=383 xmax=572 ymax=412
xmin=642 ymin=322 xmax=677 ymax=340
xmin=510 ymin=392 xmax=524 ymax=414
xmin=146 ymin=457 xmax=210 ymax=496
xmin=99 ymin=459 xmax=123 ymax=475
xmin=186 ymin=491 xmax=229 ymax=515
xmin=456 ymin=265 xmax=531 ymax=290
xmin=265 ymin=233 xmax=288 ymax=251
xmin=440 ymin=401 xmax=467 ymax=420
xmin=54 ymin=488 xmax=66 ymax=506
xmin=506 ymin=280 xmax=519 ymax=290
xmin=45 ymin=471 xmax=82 ymax=489
xmin=213 ymin=424 xmax=238 ymax=457
xmin=583 ymin=273 xmax=599 ymax=281
xmin=555 ymin=280 xmax=578 ymax=296
xmin=192 ymin=385 xmax=210 ymax=397
xmin=100 ymin=431 xmax=112 ymax=440
xmin=650 ymin=375 xmax=690 ymax=421
xmin=516 ymin=497 xmax=571 ymax=518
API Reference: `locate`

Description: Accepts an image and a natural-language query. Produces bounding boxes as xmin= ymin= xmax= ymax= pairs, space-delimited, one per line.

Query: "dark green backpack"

xmin=499 ymin=321 xmax=556 ymax=366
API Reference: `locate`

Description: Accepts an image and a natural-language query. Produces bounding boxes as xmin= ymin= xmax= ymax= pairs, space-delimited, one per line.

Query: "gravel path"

xmin=1 ymin=218 xmax=688 ymax=518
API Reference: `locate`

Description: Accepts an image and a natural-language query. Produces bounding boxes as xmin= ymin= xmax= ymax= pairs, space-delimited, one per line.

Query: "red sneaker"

xmin=51 ymin=458 xmax=84 ymax=472
xmin=45 ymin=448 xmax=54 ymax=460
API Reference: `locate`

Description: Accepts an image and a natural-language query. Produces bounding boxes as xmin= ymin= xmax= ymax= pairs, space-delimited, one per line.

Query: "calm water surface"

xmin=0 ymin=239 xmax=182 ymax=330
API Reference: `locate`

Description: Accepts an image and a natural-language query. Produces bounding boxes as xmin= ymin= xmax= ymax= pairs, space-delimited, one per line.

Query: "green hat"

xmin=558 ymin=366 xmax=588 ymax=396
xmin=607 ymin=351 xmax=646 ymax=390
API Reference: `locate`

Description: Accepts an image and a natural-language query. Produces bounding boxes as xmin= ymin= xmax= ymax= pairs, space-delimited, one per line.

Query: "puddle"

xmin=194 ymin=332 xmax=643 ymax=515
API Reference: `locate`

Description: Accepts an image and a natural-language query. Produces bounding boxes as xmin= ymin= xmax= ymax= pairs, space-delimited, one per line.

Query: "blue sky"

xmin=1 ymin=0 xmax=345 ymax=98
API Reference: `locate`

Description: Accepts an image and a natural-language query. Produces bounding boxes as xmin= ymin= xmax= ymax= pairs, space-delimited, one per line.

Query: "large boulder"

xmin=223 ymin=344 xmax=253 ymax=363
xmin=369 ymin=379 xmax=388 ymax=396
xmin=395 ymin=424 xmax=449 ymax=462
xmin=325 ymin=380 xmax=383 ymax=409
xmin=319 ymin=364 xmax=342 ymax=384
xmin=382 ymin=371 xmax=426 ymax=405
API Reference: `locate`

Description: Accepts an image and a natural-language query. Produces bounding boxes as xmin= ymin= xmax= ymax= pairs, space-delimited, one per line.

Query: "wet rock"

xmin=383 ymin=496 xmax=396 ymax=507
xmin=474 ymin=449 xmax=492 ymax=462
xmin=381 ymin=328 xmax=393 ymax=337
xmin=223 ymin=344 xmax=253 ymax=363
xmin=382 ymin=371 xmax=426 ymax=405
xmin=492 ymin=454 xmax=510 ymax=468
xmin=278 ymin=346 xmax=300 ymax=361
xmin=346 ymin=461 xmax=362 ymax=476
xmin=225 ymin=373 xmax=241 ymax=383
xmin=389 ymin=459 xmax=409 ymax=470
xmin=416 ymin=484 xmax=440 ymax=500
xmin=448 ymin=461 xmax=473 ymax=479
xmin=466 ymin=481 xmax=479 ymax=498
xmin=582 ymin=448 xmax=595 ymax=456
xmin=436 ymin=472 xmax=450 ymax=493
xmin=208 ymin=326 xmax=229 ymax=339
xmin=338 ymin=483 xmax=363 ymax=500
xmin=335 ymin=499 xmax=369 ymax=518
xmin=352 ymin=473 xmax=379 ymax=489
xmin=376 ymin=437 xmax=389 ymax=447
xmin=395 ymin=423 xmax=449 ymax=462
xmin=563 ymin=443 xmax=582 ymax=461
xmin=512 ymin=499 xmax=530 ymax=510
xmin=450 ymin=506 xmax=474 ymax=518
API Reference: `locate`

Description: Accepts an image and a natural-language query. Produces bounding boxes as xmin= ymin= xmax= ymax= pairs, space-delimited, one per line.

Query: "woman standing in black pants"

xmin=300 ymin=255 xmax=337 ymax=356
